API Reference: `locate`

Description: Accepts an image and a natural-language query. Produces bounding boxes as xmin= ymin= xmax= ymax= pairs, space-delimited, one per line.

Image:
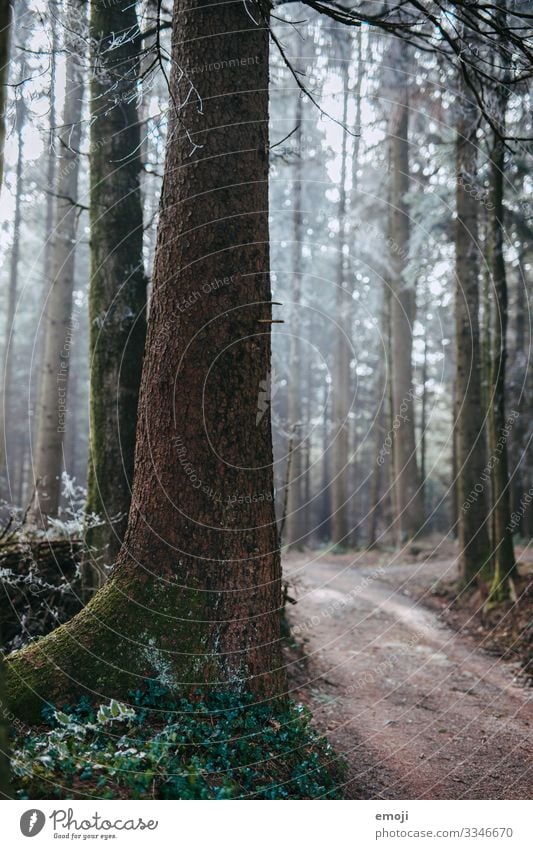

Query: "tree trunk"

xmin=0 ymin=0 xmax=11 ymax=187
xmin=367 ymin=285 xmax=391 ymax=548
xmin=7 ymin=0 xmax=285 ymax=724
xmin=330 ymin=49 xmax=351 ymax=549
xmin=454 ymin=70 xmax=491 ymax=585
xmin=32 ymin=0 xmax=58 ymax=454
xmin=30 ymin=0 xmax=87 ymax=522
xmin=486 ymin=83 xmax=516 ymax=604
xmin=388 ymin=42 xmax=423 ymax=541
xmin=0 ymin=86 xmax=24 ymax=500
xmin=83 ymin=0 xmax=147 ymax=591
xmin=0 ymin=0 xmax=13 ymax=800
xmin=285 ymin=92 xmax=304 ymax=549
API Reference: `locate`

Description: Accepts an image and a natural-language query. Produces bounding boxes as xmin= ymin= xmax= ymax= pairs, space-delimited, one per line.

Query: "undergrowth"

xmin=11 ymin=682 xmax=345 ymax=799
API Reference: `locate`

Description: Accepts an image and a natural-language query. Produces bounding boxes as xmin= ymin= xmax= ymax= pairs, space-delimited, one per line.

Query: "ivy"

xmin=12 ymin=683 xmax=344 ymax=800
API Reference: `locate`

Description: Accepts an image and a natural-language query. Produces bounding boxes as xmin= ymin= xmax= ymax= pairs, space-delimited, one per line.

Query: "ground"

xmin=283 ymin=541 xmax=533 ymax=800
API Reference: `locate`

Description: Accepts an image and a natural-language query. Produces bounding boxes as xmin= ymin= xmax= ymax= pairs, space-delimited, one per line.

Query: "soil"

xmin=283 ymin=541 xmax=533 ymax=799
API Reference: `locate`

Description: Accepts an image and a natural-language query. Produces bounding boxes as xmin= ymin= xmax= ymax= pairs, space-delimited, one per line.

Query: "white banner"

xmin=1 ymin=799 xmax=531 ymax=848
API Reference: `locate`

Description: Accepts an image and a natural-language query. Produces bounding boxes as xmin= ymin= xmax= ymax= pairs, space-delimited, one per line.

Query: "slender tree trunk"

xmin=367 ymin=328 xmax=387 ymax=548
xmin=0 ymin=89 xmax=24 ymax=500
xmin=285 ymin=93 xmax=304 ymax=549
xmin=388 ymin=42 xmax=423 ymax=541
xmin=509 ymin=242 xmax=528 ymax=533
xmin=32 ymin=1 xmax=58 ymax=445
xmin=0 ymin=0 xmax=13 ymax=800
xmin=30 ymin=0 xmax=87 ymax=523
xmin=0 ymin=0 xmax=11 ymax=187
xmin=330 ymin=51 xmax=351 ymax=549
xmin=7 ymin=0 xmax=285 ymax=723
xmin=83 ymin=0 xmax=147 ymax=591
xmin=420 ymin=317 xmax=428 ymax=517
xmin=321 ymin=381 xmax=331 ymax=541
xmin=486 ymin=87 xmax=517 ymax=604
xmin=454 ymin=69 xmax=491 ymax=586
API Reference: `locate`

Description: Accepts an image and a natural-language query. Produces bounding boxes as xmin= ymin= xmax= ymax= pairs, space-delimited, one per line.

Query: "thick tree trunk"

xmin=7 ymin=0 xmax=285 ymax=724
xmin=486 ymin=99 xmax=517 ymax=603
xmin=330 ymin=54 xmax=351 ymax=549
xmin=388 ymin=43 xmax=423 ymax=541
xmin=83 ymin=0 xmax=147 ymax=590
xmin=454 ymin=72 xmax=491 ymax=585
xmin=30 ymin=0 xmax=87 ymax=522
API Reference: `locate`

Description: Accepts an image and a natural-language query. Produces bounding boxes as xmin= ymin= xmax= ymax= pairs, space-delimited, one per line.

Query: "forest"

xmin=0 ymin=0 xmax=532 ymax=807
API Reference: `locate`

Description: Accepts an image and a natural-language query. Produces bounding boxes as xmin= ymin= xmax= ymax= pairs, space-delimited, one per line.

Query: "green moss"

xmin=11 ymin=684 xmax=344 ymax=800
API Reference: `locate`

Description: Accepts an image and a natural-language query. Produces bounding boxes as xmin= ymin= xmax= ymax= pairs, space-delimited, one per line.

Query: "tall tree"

xmin=486 ymin=0 xmax=517 ymax=603
xmin=83 ymin=0 xmax=147 ymax=590
xmin=285 ymin=90 xmax=305 ymax=549
xmin=0 ymin=0 xmax=13 ymax=800
xmin=387 ymin=40 xmax=423 ymax=541
xmin=330 ymin=38 xmax=351 ymax=549
xmin=31 ymin=0 xmax=87 ymax=523
xmin=0 ymin=57 xmax=25 ymax=500
xmin=0 ymin=0 xmax=11 ymax=186
xmin=454 ymin=60 xmax=492 ymax=586
xmin=7 ymin=0 xmax=285 ymax=722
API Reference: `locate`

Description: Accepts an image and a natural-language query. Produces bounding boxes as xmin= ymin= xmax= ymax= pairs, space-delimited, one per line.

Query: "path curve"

xmin=284 ymin=553 xmax=532 ymax=799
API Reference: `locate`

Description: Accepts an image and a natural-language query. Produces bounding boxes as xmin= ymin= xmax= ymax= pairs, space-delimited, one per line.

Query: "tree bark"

xmin=7 ymin=0 xmax=285 ymax=724
xmin=0 ymin=0 xmax=13 ymax=800
xmin=388 ymin=41 xmax=423 ymax=541
xmin=0 ymin=81 xmax=24 ymax=501
xmin=0 ymin=0 xmax=11 ymax=187
xmin=330 ymin=47 xmax=351 ymax=549
xmin=454 ymin=69 xmax=491 ymax=585
xmin=285 ymin=92 xmax=304 ymax=549
xmin=30 ymin=0 xmax=87 ymax=522
xmin=83 ymin=0 xmax=147 ymax=590
xmin=486 ymin=75 xmax=516 ymax=603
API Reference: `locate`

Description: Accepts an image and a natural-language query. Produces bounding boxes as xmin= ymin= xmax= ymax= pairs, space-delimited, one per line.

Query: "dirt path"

xmin=284 ymin=552 xmax=533 ymax=799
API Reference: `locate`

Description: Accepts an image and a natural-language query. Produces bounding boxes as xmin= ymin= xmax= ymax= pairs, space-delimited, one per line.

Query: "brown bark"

xmin=486 ymin=84 xmax=517 ymax=603
xmin=454 ymin=70 xmax=491 ymax=585
xmin=83 ymin=0 xmax=147 ymax=589
xmin=388 ymin=42 xmax=423 ymax=541
xmin=7 ymin=0 xmax=285 ymax=723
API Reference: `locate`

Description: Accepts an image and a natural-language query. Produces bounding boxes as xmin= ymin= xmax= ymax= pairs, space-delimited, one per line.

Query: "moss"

xmin=6 ymin=564 xmax=277 ymax=724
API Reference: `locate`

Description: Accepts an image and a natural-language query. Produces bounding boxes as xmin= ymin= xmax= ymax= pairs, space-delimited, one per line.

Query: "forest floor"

xmin=283 ymin=540 xmax=533 ymax=799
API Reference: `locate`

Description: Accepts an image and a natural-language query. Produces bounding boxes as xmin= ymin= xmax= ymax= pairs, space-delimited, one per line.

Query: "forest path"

xmin=283 ymin=551 xmax=533 ymax=799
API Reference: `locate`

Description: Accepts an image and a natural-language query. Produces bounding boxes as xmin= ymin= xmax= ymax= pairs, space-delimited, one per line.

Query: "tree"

xmin=330 ymin=35 xmax=352 ymax=549
xmin=486 ymin=0 xmax=517 ymax=603
xmin=83 ymin=0 xmax=147 ymax=591
xmin=31 ymin=0 xmax=87 ymax=523
xmin=0 ymin=0 xmax=13 ymax=800
xmin=0 ymin=53 xmax=25 ymax=500
xmin=0 ymin=0 xmax=11 ymax=186
xmin=285 ymin=89 xmax=305 ymax=549
xmin=387 ymin=39 xmax=424 ymax=541
xmin=454 ymin=61 xmax=492 ymax=586
xmin=7 ymin=0 xmax=285 ymax=722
